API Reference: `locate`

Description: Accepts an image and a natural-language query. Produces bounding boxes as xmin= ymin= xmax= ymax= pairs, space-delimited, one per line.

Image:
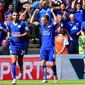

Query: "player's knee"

xmin=41 ymin=60 xmax=46 ymax=66
xmin=12 ymin=62 xmax=16 ymax=66
xmin=11 ymin=58 xmax=16 ymax=63
xmin=50 ymin=62 xmax=55 ymax=67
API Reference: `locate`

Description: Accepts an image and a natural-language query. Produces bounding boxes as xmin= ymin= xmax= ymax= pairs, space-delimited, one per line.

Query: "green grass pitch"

xmin=0 ymin=80 xmax=85 ymax=85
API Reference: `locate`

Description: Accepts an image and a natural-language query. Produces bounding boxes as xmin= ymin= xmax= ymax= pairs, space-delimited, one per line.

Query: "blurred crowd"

xmin=0 ymin=0 xmax=85 ymax=55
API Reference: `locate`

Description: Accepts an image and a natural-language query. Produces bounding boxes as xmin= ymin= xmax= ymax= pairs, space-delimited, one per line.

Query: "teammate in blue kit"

xmin=7 ymin=11 xmax=28 ymax=84
xmin=30 ymin=9 xmax=58 ymax=83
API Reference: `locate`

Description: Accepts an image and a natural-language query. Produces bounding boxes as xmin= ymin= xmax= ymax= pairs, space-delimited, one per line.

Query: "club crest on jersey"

xmin=18 ymin=25 xmax=21 ymax=28
xmin=43 ymin=30 xmax=50 ymax=35
xmin=48 ymin=25 xmax=51 ymax=28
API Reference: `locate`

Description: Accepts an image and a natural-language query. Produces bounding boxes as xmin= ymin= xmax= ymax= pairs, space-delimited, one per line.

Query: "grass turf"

xmin=0 ymin=80 xmax=85 ymax=85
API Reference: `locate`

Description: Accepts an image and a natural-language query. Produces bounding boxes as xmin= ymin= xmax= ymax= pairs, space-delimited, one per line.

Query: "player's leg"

xmin=40 ymin=47 xmax=48 ymax=83
xmin=11 ymin=55 xmax=17 ymax=84
xmin=18 ymin=56 xmax=23 ymax=73
xmin=10 ymin=49 xmax=17 ymax=84
xmin=50 ymin=62 xmax=58 ymax=83
xmin=83 ymin=51 xmax=85 ymax=70
xmin=49 ymin=47 xmax=58 ymax=83
xmin=18 ymin=50 xmax=24 ymax=73
xmin=41 ymin=60 xmax=47 ymax=83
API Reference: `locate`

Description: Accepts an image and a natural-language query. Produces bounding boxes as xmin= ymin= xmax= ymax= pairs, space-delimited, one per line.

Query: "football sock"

xmin=51 ymin=65 xmax=58 ymax=79
xmin=18 ymin=57 xmax=23 ymax=68
xmin=42 ymin=66 xmax=47 ymax=80
xmin=12 ymin=63 xmax=16 ymax=79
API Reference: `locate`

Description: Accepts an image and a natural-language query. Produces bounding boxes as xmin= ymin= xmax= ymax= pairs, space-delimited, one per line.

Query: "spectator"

xmin=53 ymin=13 xmax=70 ymax=39
xmin=54 ymin=14 xmax=66 ymax=35
xmin=81 ymin=22 xmax=85 ymax=40
xmin=0 ymin=21 xmax=7 ymax=46
xmin=4 ymin=14 xmax=12 ymax=26
xmin=51 ymin=0 xmax=62 ymax=13
xmin=67 ymin=14 xmax=81 ymax=54
xmin=65 ymin=0 xmax=73 ymax=13
xmin=0 ymin=39 xmax=9 ymax=55
xmin=56 ymin=3 xmax=69 ymax=23
xmin=72 ymin=0 xmax=85 ymax=23
xmin=78 ymin=35 xmax=85 ymax=54
xmin=12 ymin=0 xmax=22 ymax=12
xmin=4 ymin=4 xmax=13 ymax=21
xmin=0 ymin=0 xmax=4 ymax=22
xmin=55 ymin=26 xmax=69 ymax=54
xmin=37 ymin=0 xmax=53 ymax=23
xmin=4 ymin=0 xmax=12 ymax=12
xmin=51 ymin=0 xmax=62 ymax=7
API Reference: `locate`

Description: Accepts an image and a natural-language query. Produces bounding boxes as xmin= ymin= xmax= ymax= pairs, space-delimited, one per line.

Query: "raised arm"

xmin=49 ymin=0 xmax=52 ymax=8
xmin=82 ymin=0 xmax=85 ymax=9
xmin=51 ymin=8 xmax=57 ymax=22
xmin=71 ymin=0 xmax=76 ymax=10
xmin=30 ymin=9 xmax=39 ymax=24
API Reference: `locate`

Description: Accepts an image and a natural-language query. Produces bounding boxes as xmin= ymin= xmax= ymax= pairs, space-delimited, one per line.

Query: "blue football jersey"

xmin=8 ymin=20 xmax=28 ymax=50
xmin=75 ymin=9 xmax=85 ymax=23
xmin=67 ymin=21 xmax=81 ymax=42
xmin=39 ymin=23 xmax=55 ymax=47
xmin=81 ymin=22 xmax=85 ymax=31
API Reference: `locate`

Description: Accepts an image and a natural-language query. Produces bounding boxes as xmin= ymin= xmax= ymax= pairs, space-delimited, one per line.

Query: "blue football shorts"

xmin=40 ymin=46 xmax=55 ymax=62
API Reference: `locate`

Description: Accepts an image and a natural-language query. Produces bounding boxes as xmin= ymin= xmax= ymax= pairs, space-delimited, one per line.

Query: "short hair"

xmin=42 ymin=15 xmax=49 ymax=21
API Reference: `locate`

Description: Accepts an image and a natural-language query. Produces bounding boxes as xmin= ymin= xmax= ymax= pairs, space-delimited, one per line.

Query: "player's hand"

xmin=14 ymin=34 xmax=21 ymax=38
xmin=34 ymin=9 xmax=39 ymax=13
xmin=70 ymin=37 xmax=73 ymax=41
xmin=6 ymin=36 xmax=11 ymax=41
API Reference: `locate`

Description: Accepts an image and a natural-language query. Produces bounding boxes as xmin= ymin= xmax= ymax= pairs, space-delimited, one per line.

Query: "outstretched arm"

xmin=51 ymin=8 xmax=57 ymax=22
xmin=82 ymin=0 xmax=85 ymax=9
xmin=30 ymin=9 xmax=39 ymax=24
xmin=71 ymin=0 xmax=76 ymax=10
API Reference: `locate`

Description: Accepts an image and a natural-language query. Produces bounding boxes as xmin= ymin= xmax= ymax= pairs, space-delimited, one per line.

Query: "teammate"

xmin=7 ymin=11 xmax=28 ymax=84
xmin=30 ymin=9 xmax=58 ymax=83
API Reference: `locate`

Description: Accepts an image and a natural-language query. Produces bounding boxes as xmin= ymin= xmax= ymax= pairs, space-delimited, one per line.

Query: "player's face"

xmin=12 ymin=12 xmax=19 ymax=21
xmin=41 ymin=17 xmax=48 ymax=25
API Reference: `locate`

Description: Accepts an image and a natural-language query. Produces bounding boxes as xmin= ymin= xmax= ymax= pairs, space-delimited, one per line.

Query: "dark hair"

xmin=42 ymin=15 xmax=49 ymax=21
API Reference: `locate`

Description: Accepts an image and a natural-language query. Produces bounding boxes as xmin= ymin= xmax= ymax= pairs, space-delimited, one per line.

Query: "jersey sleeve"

xmin=7 ymin=22 xmax=11 ymax=32
xmin=23 ymin=22 xmax=29 ymax=32
xmin=81 ymin=22 xmax=85 ymax=31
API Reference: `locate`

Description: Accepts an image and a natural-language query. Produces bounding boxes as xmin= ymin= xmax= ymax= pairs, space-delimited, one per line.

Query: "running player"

xmin=7 ymin=11 xmax=28 ymax=84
